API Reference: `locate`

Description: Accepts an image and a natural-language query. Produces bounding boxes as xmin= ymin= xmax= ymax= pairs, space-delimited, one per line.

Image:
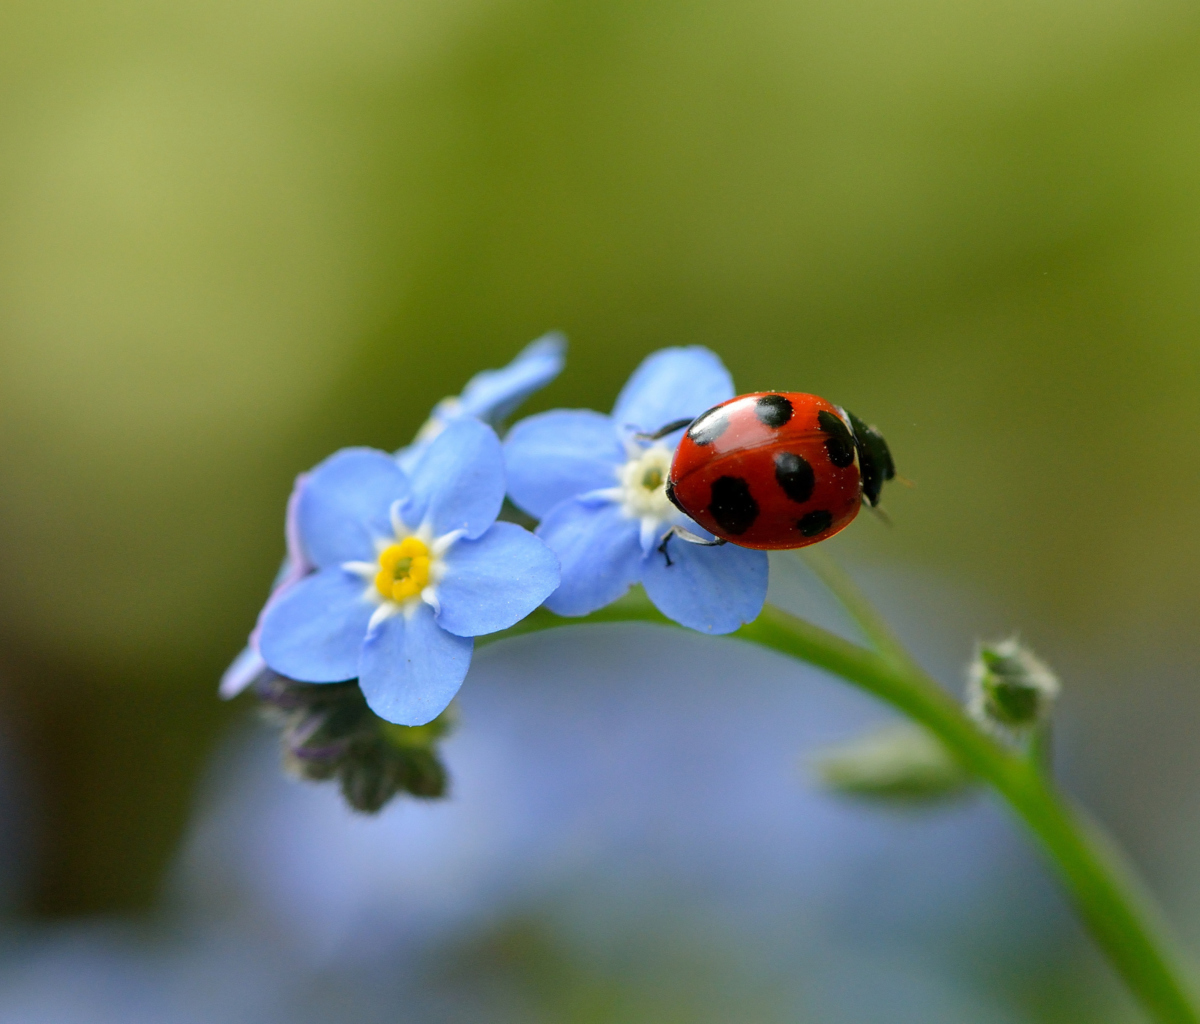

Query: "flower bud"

xmin=253 ymin=673 xmax=453 ymax=813
xmin=812 ymin=722 xmax=974 ymax=802
xmin=965 ymin=637 xmax=1059 ymax=735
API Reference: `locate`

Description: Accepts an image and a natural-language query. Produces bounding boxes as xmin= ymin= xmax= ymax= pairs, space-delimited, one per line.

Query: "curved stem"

xmin=798 ymin=546 xmax=922 ymax=676
xmin=747 ymin=604 xmax=1198 ymax=1024
xmin=783 ymin=552 xmax=1196 ymax=1020
xmin=482 ymin=593 xmax=1199 ymax=1023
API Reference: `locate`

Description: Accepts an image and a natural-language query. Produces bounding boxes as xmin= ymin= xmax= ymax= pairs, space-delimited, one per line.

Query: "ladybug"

xmin=652 ymin=392 xmax=895 ymax=553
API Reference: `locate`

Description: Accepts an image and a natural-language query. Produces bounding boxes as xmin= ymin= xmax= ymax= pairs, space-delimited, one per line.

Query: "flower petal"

xmin=219 ymin=543 xmax=311 ymax=700
xmin=640 ymin=535 xmax=768 ymax=634
xmin=259 ymin=568 xmax=375 ymax=682
xmin=394 ymin=334 xmax=567 ymax=474
xmin=611 ymin=346 xmax=735 ymax=437
xmin=503 ymin=409 xmax=624 ymax=518
xmin=458 ymin=331 xmax=567 ymax=425
xmin=435 ymin=521 xmax=560 ymax=636
xmin=358 ymin=603 xmax=474 ymax=725
xmin=394 ymin=443 xmax=423 ymax=475
xmin=297 ymin=448 xmax=410 ymax=568
xmin=402 ymin=418 xmax=505 ymax=539
xmin=218 ymin=646 xmax=267 ymax=699
xmin=537 ymin=498 xmax=642 ymax=616
xmin=284 ymin=471 xmax=313 ymax=573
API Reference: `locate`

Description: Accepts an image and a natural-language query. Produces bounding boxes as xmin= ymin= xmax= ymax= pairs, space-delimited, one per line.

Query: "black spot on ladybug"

xmin=687 ymin=407 xmax=729 ymax=446
xmin=708 ymin=476 xmax=758 ymax=535
xmin=798 ymin=509 xmax=833 ymax=537
xmin=755 ymin=394 xmax=793 ymax=428
xmin=817 ymin=410 xmax=855 ymax=468
xmin=665 ymin=477 xmax=685 ymax=513
xmin=773 ymin=451 xmax=815 ymax=504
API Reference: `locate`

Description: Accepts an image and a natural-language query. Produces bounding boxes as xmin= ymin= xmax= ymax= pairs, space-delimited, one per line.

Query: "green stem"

xmin=482 ymin=592 xmax=1199 ymax=1023
xmin=748 ymin=604 xmax=1197 ymax=1024
xmin=798 ymin=546 xmax=922 ymax=677
xmin=1031 ymin=721 xmax=1055 ymax=775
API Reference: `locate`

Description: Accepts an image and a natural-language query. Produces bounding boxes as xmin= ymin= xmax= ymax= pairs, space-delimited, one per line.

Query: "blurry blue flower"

xmin=221 ymin=333 xmax=565 ymax=698
xmin=396 ymin=331 xmax=566 ymax=472
xmin=257 ymin=418 xmax=560 ymax=725
xmin=504 ymin=347 xmax=768 ymax=634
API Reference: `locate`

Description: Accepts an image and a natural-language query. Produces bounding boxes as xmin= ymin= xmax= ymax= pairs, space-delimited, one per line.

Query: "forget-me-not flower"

xmin=256 ymin=418 xmax=560 ymax=725
xmin=503 ymin=347 xmax=768 ymax=634
xmin=220 ymin=333 xmax=565 ymax=698
xmin=396 ymin=332 xmax=565 ymax=471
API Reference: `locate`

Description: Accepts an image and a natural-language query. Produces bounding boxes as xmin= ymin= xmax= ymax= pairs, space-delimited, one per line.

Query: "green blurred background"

xmin=0 ymin=0 xmax=1197 ymax=933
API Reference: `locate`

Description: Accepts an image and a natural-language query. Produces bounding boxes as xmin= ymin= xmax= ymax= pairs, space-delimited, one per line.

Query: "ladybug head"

xmin=845 ymin=410 xmax=895 ymax=508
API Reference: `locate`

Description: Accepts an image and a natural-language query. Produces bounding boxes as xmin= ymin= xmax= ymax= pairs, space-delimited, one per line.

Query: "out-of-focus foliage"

xmin=812 ymin=722 xmax=975 ymax=802
xmin=0 ymin=0 xmax=1196 ymax=934
xmin=2 ymin=0 xmax=1199 ymax=666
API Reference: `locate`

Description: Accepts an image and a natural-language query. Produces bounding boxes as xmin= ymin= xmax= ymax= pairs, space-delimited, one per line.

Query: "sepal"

xmin=254 ymin=673 xmax=454 ymax=813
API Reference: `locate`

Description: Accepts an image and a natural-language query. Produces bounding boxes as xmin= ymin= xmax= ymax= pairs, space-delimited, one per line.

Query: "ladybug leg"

xmin=657 ymin=526 xmax=727 ymax=567
xmin=673 ymin=526 xmax=726 ymax=546
xmin=633 ymin=417 xmax=694 ymax=442
xmin=657 ymin=532 xmax=675 ymax=567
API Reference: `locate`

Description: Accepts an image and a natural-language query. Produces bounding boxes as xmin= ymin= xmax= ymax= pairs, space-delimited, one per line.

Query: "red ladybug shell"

xmin=667 ymin=392 xmax=862 ymax=550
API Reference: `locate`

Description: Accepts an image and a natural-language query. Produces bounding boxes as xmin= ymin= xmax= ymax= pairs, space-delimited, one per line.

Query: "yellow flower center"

xmin=374 ymin=536 xmax=432 ymax=603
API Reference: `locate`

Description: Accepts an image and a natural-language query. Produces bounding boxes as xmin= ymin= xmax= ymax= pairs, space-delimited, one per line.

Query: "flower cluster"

xmin=220 ymin=334 xmax=566 ymax=700
xmin=224 ymin=338 xmax=771 ymax=805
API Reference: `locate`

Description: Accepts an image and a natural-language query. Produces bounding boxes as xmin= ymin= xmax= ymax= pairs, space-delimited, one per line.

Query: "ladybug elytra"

xmin=658 ymin=392 xmax=895 ymax=551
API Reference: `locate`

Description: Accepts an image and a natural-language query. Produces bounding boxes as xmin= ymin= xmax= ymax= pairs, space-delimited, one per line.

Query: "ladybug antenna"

xmin=634 ymin=417 xmax=694 ymax=442
xmin=868 ymin=504 xmax=893 ymax=527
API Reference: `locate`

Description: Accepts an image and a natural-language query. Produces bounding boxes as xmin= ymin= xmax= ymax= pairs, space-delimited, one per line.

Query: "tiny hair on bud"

xmin=965 ymin=637 xmax=1060 ymax=736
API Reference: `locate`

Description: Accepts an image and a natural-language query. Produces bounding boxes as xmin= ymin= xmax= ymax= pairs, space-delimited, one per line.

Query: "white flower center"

xmin=616 ymin=444 xmax=677 ymax=521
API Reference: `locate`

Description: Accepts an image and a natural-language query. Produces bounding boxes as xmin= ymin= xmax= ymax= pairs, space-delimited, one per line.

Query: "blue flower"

xmin=396 ymin=331 xmax=565 ymax=472
xmin=220 ymin=333 xmax=565 ymax=698
xmin=503 ymin=347 xmax=768 ymax=634
xmin=255 ymin=418 xmax=559 ymax=725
